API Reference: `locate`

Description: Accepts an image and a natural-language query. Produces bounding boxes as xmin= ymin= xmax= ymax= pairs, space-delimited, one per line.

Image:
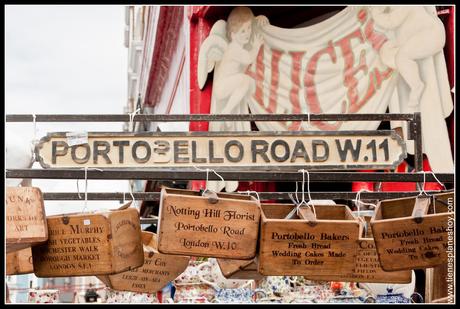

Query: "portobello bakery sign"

xmin=198 ymin=6 xmax=454 ymax=174
xmin=35 ymin=131 xmax=406 ymax=169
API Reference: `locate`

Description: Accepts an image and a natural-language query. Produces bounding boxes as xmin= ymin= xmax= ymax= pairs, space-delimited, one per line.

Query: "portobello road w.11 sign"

xmin=35 ymin=131 xmax=406 ymax=170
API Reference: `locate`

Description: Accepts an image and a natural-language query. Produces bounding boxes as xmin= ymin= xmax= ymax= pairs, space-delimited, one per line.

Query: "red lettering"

xmin=357 ymin=9 xmax=367 ymax=23
xmin=304 ymin=41 xmax=343 ymax=130
xmin=249 ymin=47 xmax=266 ymax=109
xmin=245 ymin=18 xmax=392 ymax=131
xmin=288 ymin=51 xmax=305 ymax=130
xmin=269 ymin=49 xmax=283 ymax=113
xmin=364 ymin=19 xmax=388 ymax=52
xmin=373 ymin=67 xmax=393 ymax=90
xmin=335 ymin=29 xmax=369 ymax=112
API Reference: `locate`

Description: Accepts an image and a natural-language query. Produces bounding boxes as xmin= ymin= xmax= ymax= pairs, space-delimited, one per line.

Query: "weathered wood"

xmin=425 ymin=263 xmax=454 ymax=303
xmin=32 ymin=204 xmax=144 ymax=277
xmin=371 ymin=192 xmax=454 ymax=271
xmin=35 ymin=130 xmax=406 ymax=170
xmin=6 ymin=247 xmax=34 ymax=275
xmin=216 ymin=258 xmax=263 ymax=280
xmin=98 ymin=232 xmax=190 ymax=293
xmin=431 ymin=297 xmax=450 ymax=303
xmin=157 ymin=188 xmax=261 ymax=259
xmin=258 ymin=203 xmax=360 ymax=276
xmin=303 ymin=216 xmax=412 ymax=283
xmin=6 ymin=187 xmax=48 ymax=253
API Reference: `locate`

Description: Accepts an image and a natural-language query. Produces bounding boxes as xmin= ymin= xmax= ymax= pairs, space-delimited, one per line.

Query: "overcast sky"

xmin=5 ymin=5 xmax=132 ymax=214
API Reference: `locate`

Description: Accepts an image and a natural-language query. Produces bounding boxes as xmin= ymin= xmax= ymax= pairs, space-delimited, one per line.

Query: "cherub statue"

xmin=370 ymin=5 xmax=453 ymax=173
xmin=370 ymin=6 xmax=446 ymax=108
xmin=198 ymin=7 xmax=269 ymax=193
xmin=198 ymin=6 xmax=269 ymax=132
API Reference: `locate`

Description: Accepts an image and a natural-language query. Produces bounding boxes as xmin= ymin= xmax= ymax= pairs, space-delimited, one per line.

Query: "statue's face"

xmin=233 ymin=20 xmax=252 ymax=45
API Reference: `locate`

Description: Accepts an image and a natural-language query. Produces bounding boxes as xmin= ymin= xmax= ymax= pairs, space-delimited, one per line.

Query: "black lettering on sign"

xmin=154 ymin=141 xmax=170 ymax=154
xmin=312 ymin=140 xmax=329 ymax=162
xmin=174 ymin=141 xmax=189 ymax=163
xmin=113 ymin=140 xmax=130 ymax=163
xmin=291 ymin=140 xmax=310 ymax=163
xmin=52 ymin=141 xmax=69 ymax=164
xmin=359 ymin=240 xmax=374 ymax=250
xmin=7 ymin=195 xmax=36 ymax=206
xmin=192 ymin=141 xmax=206 ymax=163
xmin=93 ymin=141 xmax=112 ymax=164
xmin=71 ymin=144 xmax=91 ymax=164
xmin=335 ymin=139 xmax=361 ymax=162
xmin=209 ymin=140 xmax=224 ymax=163
xmin=379 ymin=139 xmax=389 ymax=161
xmin=366 ymin=140 xmax=377 ymax=162
xmin=251 ymin=140 xmax=269 ymax=163
xmin=132 ymin=141 xmax=151 ymax=163
xmin=15 ymin=224 xmax=28 ymax=232
xmin=224 ymin=140 xmax=244 ymax=163
xmin=271 ymin=140 xmax=290 ymax=162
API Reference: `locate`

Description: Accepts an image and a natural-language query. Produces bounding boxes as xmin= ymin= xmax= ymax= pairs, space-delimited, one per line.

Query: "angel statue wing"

xmin=197 ymin=20 xmax=228 ymax=90
xmin=6 ymin=132 xmax=35 ymax=187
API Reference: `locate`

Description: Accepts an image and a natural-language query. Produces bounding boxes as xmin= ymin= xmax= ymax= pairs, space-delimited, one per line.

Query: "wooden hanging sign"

xmin=371 ymin=192 xmax=454 ymax=271
xmin=258 ymin=203 xmax=361 ymax=276
xmin=304 ymin=216 xmax=412 ymax=283
xmin=6 ymin=247 xmax=34 ymax=275
xmin=98 ymin=232 xmax=190 ymax=293
xmin=35 ymin=131 xmax=406 ymax=170
xmin=217 ymin=257 xmax=263 ymax=280
xmin=32 ymin=204 xmax=144 ymax=277
xmin=6 ymin=187 xmax=48 ymax=253
xmin=157 ymin=188 xmax=261 ymax=259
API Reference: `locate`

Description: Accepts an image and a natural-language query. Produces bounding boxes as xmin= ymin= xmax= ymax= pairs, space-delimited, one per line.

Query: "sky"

xmin=5 ymin=5 xmax=131 ymax=215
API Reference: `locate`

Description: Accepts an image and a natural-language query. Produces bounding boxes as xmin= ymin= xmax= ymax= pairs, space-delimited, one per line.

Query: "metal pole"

xmin=413 ymin=112 xmax=424 ymax=192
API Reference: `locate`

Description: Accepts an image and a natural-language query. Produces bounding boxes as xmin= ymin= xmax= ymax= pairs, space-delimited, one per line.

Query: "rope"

xmin=192 ymin=166 xmax=225 ymax=195
xmin=240 ymin=190 xmax=260 ymax=202
xmin=286 ymin=169 xmax=316 ymax=219
xmin=129 ymin=108 xmax=141 ymax=132
xmin=354 ymin=189 xmax=377 ymax=216
xmin=354 ymin=189 xmax=376 ymax=233
xmin=81 ymin=167 xmax=103 ymax=213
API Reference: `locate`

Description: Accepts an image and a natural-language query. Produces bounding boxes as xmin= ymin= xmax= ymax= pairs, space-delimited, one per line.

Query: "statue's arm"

xmin=371 ymin=7 xmax=409 ymax=29
xmin=249 ymin=33 xmax=263 ymax=63
xmin=234 ymin=48 xmax=253 ymax=66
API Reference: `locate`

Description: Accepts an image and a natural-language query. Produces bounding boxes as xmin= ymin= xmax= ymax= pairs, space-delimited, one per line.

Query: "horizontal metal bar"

xmin=7 ymin=169 xmax=454 ymax=182
xmin=140 ymin=218 xmax=158 ymax=224
xmin=6 ymin=113 xmax=416 ymax=122
xmin=41 ymin=191 xmax=453 ymax=201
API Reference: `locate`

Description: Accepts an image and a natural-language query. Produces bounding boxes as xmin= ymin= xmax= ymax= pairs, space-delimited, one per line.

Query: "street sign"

xmin=35 ymin=130 xmax=406 ymax=170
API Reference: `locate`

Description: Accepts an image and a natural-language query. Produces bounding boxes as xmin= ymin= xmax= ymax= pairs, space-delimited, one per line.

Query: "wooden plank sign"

xmin=217 ymin=257 xmax=263 ymax=280
xmin=157 ymin=188 xmax=261 ymax=259
xmin=35 ymin=131 xmax=406 ymax=170
xmin=304 ymin=216 xmax=412 ymax=283
xmin=98 ymin=232 xmax=190 ymax=293
xmin=32 ymin=204 xmax=144 ymax=277
xmin=6 ymin=187 xmax=48 ymax=253
xmin=371 ymin=192 xmax=454 ymax=271
xmin=6 ymin=247 xmax=34 ymax=275
xmin=258 ymin=203 xmax=360 ymax=276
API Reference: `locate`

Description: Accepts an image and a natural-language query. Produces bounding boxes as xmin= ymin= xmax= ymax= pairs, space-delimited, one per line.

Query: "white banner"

xmin=244 ymin=6 xmax=453 ymax=173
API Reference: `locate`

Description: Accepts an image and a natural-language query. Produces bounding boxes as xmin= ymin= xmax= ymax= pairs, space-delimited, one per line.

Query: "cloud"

xmin=6 ymin=5 xmax=131 ymax=213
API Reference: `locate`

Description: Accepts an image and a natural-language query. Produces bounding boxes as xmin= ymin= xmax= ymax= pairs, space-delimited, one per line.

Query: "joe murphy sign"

xmin=35 ymin=131 xmax=406 ymax=170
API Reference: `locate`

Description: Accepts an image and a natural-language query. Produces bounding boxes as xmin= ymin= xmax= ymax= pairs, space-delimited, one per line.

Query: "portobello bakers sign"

xmin=36 ymin=131 xmax=406 ymax=170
